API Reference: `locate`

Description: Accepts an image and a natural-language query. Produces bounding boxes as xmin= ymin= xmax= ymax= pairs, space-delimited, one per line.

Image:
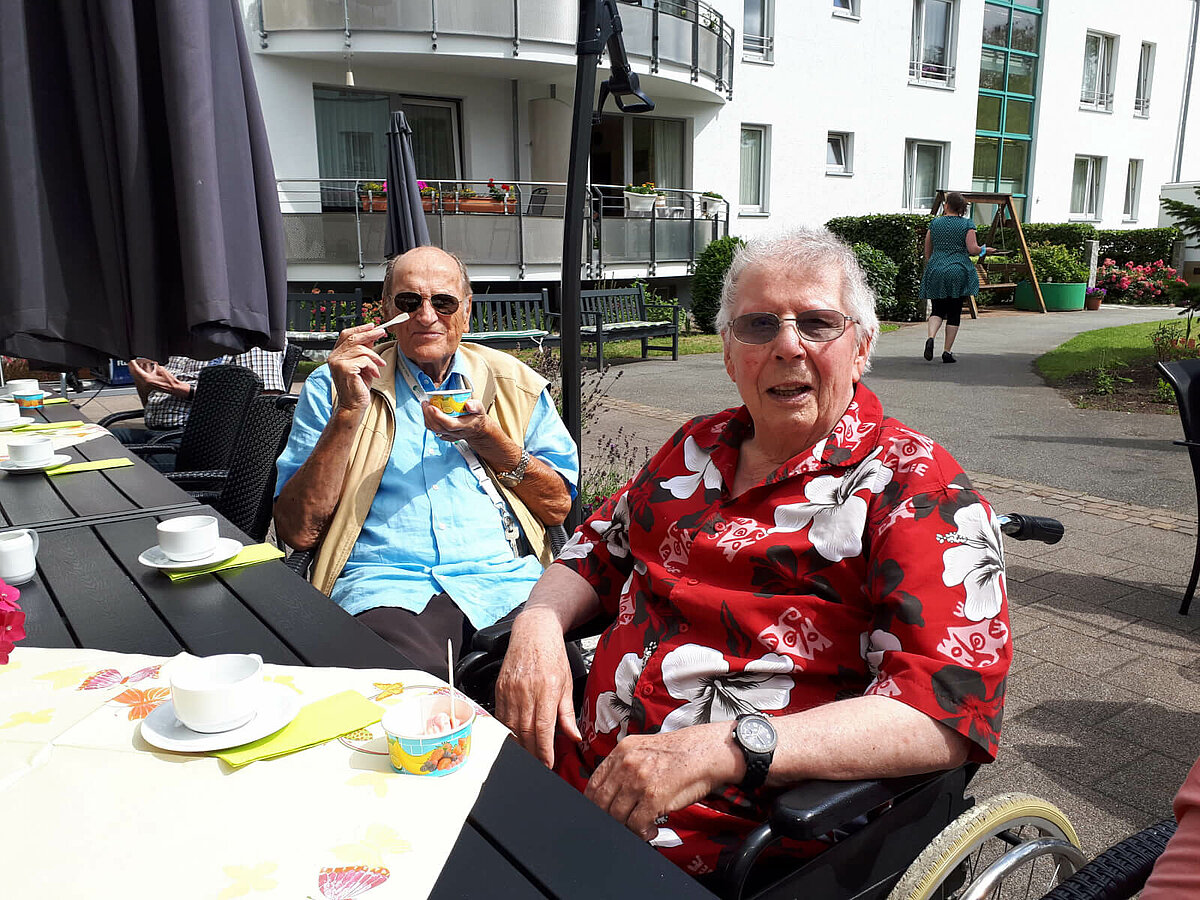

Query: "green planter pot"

xmin=1014 ymin=281 xmax=1087 ymax=311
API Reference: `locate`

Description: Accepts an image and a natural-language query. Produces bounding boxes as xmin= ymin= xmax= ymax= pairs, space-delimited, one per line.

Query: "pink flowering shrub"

xmin=0 ymin=579 xmax=26 ymax=664
xmin=1095 ymin=258 xmax=1186 ymax=304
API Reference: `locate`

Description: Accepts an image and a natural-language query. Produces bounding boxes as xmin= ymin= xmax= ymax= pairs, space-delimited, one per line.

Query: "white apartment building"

xmin=239 ymin=0 xmax=1200 ymax=295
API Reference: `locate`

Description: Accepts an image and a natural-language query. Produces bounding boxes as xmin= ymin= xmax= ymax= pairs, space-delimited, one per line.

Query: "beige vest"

xmin=310 ymin=342 xmax=553 ymax=596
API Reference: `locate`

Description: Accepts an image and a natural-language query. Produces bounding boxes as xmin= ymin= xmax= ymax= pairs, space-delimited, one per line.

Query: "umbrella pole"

xmin=561 ymin=0 xmax=655 ymax=530
xmin=560 ymin=0 xmax=602 ymax=530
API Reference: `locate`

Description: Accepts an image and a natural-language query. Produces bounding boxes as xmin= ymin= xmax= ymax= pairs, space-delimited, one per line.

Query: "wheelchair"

xmin=455 ymin=512 xmax=1144 ymax=900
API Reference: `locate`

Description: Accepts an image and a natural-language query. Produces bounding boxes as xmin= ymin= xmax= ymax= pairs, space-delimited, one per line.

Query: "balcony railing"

xmin=257 ymin=0 xmax=735 ymax=99
xmin=1135 ymin=96 xmax=1151 ymax=116
xmin=1080 ymin=88 xmax=1114 ymax=111
xmin=743 ymin=32 xmax=773 ymax=61
xmin=276 ymin=178 xmax=729 ymax=279
xmin=908 ymin=59 xmax=955 ymax=86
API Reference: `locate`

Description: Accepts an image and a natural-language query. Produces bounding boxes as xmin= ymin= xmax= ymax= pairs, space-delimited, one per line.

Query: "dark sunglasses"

xmin=392 ymin=292 xmax=462 ymax=316
xmin=730 ymin=310 xmax=857 ymax=345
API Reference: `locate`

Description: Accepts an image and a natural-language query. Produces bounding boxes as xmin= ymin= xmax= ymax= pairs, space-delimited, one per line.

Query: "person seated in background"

xmin=112 ymin=350 xmax=286 ymax=470
xmin=273 ymin=246 xmax=578 ymax=680
xmin=495 ymin=227 xmax=1010 ymax=878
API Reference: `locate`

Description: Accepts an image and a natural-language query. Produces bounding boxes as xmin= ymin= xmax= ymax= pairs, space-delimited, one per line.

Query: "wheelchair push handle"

xmin=997 ymin=513 xmax=1064 ymax=545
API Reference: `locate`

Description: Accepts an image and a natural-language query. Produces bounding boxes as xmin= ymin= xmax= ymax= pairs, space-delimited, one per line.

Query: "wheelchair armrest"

xmin=97 ymin=409 xmax=146 ymax=428
xmin=126 ymin=442 xmax=180 ymax=459
xmin=165 ymin=468 xmax=230 ymax=487
xmin=284 ymin=549 xmax=314 ymax=578
xmin=768 ymin=771 xmax=949 ymax=841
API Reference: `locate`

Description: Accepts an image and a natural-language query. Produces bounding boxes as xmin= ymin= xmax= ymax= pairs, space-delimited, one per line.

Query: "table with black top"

xmin=0 ymin=399 xmax=200 ymax=529
xmin=11 ymin=404 xmax=716 ymax=900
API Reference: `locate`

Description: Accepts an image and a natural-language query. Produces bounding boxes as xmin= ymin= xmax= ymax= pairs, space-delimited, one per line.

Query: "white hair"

xmin=715 ymin=226 xmax=880 ymax=370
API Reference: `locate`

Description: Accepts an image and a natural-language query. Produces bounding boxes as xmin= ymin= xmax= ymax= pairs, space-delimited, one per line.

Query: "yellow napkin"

xmin=214 ymin=690 xmax=383 ymax=768
xmin=46 ymin=458 xmax=134 ymax=476
xmin=12 ymin=420 xmax=83 ymax=431
xmin=43 ymin=398 xmax=71 ymax=406
xmin=165 ymin=543 xmax=285 ymax=582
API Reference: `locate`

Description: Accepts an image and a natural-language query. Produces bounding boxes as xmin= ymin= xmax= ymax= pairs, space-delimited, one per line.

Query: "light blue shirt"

xmin=275 ymin=353 xmax=579 ymax=628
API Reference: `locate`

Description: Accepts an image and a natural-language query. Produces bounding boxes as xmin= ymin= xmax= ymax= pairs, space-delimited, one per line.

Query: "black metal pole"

xmin=560 ymin=0 xmax=603 ymax=529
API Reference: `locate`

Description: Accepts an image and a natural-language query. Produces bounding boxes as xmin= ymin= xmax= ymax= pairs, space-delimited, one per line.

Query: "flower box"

xmin=360 ymin=195 xmax=387 ymax=212
xmin=457 ymin=197 xmax=515 ymax=214
xmin=624 ymin=191 xmax=658 ymax=213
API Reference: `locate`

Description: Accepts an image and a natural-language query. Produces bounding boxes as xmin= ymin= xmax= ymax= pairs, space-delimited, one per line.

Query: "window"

xmin=739 ymin=125 xmax=769 ymax=212
xmin=1124 ymin=159 xmax=1142 ymax=221
xmin=832 ymin=0 xmax=859 ymax=18
xmin=743 ymin=0 xmax=773 ymax=61
xmin=314 ymin=87 xmax=462 ymax=208
xmin=1070 ymin=155 xmax=1104 ymax=219
xmin=827 ymin=132 xmax=853 ymax=175
xmin=910 ymin=0 xmax=956 ymax=86
xmin=1135 ymin=42 xmax=1155 ymax=116
xmin=904 ymin=140 xmax=945 ymax=212
xmin=630 ymin=117 xmax=686 ymax=190
xmin=1081 ymin=31 xmax=1116 ymax=111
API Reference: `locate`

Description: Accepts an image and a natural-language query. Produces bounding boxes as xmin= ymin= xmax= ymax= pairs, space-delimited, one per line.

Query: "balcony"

xmin=256 ymin=0 xmax=735 ymax=100
xmin=908 ymin=59 xmax=955 ymax=88
xmin=277 ymin=178 xmax=730 ymax=282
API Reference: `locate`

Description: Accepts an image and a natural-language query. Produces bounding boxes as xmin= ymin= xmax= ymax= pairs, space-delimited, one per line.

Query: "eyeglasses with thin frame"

xmin=392 ymin=292 xmax=462 ymax=316
xmin=730 ymin=310 xmax=857 ymax=345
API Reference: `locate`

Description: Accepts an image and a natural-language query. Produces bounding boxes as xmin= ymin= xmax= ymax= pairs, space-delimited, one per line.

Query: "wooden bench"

xmin=972 ymin=260 xmax=1027 ymax=318
xmin=464 ymin=290 xmax=561 ymax=350
xmin=579 ymin=285 xmax=680 ymax=369
xmin=285 ymin=289 xmax=364 ymax=351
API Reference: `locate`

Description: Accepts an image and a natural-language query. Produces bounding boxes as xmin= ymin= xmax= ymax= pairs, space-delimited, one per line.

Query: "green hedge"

xmin=826 ymin=214 xmax=931 ymax=322
xmin=1012 ymin=223 xmax=1096 ymax=258
xmin=692 ymin=235 xmax=745 ymax=333
xmin=852 ymin=242 xmax=902 ymax=319
xmin=1097 ymin=227 xmax=1181 ymax=266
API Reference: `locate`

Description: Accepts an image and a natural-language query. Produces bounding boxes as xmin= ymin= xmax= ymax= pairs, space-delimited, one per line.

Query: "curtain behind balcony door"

xmin=0 ymin=0 xmax=286 ymax=365
xmin=314 ymin=88 xmax=391 ymax=208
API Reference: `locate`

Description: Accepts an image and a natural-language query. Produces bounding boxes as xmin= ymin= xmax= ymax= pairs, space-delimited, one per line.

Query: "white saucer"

xmin=0 ymin=417 xmax=35 ymax=431
xmin=139 ymin=683 xmax=301 ymax=752
xmin=137 ymin=537 xmax=243 ymax=571
xmin=0 ymin=454 xmax=72 ymax=474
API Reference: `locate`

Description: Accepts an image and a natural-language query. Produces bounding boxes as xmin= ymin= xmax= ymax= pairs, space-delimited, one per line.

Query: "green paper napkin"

xmin=214 ymin=690 xmax=383 ymax=768
xmin=11 ymin=420 xmax=83 ymax=431
xmin=165 ymin=543 xmax=285 ymax=581
xmin=46 ymin=458 xmax=134 ymax=476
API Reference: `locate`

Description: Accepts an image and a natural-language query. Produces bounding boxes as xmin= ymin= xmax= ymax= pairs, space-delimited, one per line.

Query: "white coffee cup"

xmin=169 ymin=652 xmax=263 ymax=733
xmin=156 ymin=515 xmax=219 ymax=562
xmin=6 ymin=435 xmax=55 ymax=466
xmin=0 ymin=529 xmax=39 ymax=584
xmin=0 ymin=403 xmax=20 ymax=425
xmin=2 ymin=379 xmax=38 ymax=397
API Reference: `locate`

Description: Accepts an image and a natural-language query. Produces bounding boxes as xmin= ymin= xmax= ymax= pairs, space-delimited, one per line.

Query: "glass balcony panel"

xmin=347 ymin=0 xmax=428 ymax=31
xmin=601 ymin=219 xmax=652 ymax=264
xmin=436 ymin=0 xmax=513 ymax=38
xmin=698 ymin=28 xmax=719 ymax=78
xmin=262 ymin=0 xmax=344 ymax=30
xmin=441 ymin=216 xmax=521 ymax=265
xmin=522 ymin=219 xmax=568 ymax=265
xmin=517 ymin=0 xmax=577 ymax=43
xmin=619 ymin=6 xmax=654 ymax=58
xmin=657 ymin=15 xmax=693 ymax=68
xmin=654 ymin=219 xmax=692 ymax=262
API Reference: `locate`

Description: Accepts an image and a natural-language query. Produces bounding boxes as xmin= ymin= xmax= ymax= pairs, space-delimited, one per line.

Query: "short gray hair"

xmin=382 ymin=246 xmax=472 ymax=301
xmin=715 ymin=226 xmax=880 ymax=369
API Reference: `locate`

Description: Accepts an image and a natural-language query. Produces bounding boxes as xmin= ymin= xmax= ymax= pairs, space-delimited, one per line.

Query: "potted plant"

xmin=1014 ymin=242 xmax=1089 ymax=311
xmin=447 ymin=184 xmax=481 ymax=214
xmin=418 ymin=181 xmax=437 ymax=213
xmin=359 ymin=181 xmax=387 ymax=212
xmin=623 ymin=182 xmax=661 ymax=213
xmin=700 ymin=190 xmax=725 ymax=217
xmin=1085 ymin=286 xmax=1106 ymax=311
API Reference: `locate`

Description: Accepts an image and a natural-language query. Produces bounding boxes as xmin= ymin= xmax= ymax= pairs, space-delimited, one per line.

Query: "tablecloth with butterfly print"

xmin=0 ymin=647 xmax=510 ymax=899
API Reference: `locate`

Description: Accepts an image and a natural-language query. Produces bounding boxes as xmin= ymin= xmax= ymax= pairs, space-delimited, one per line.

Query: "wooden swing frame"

xmin=929 ymin=190 xmax=1046 ymax=314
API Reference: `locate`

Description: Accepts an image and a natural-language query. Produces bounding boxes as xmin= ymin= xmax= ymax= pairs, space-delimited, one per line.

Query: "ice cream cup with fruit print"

xmin=380 ymin=686 xmax=475 ymax=776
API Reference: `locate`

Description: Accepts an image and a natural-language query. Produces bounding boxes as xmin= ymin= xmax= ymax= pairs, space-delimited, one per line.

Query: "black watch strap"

xmin=734 ymin=714 xmax=777 ymax=793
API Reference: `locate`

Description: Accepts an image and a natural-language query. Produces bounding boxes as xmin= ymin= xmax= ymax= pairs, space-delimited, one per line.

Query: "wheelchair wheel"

xmin=887 ymin=792 xmax=1082 ymax=900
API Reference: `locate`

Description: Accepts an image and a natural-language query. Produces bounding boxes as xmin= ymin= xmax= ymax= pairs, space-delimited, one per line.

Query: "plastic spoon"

xmin=379 ymin=312 xmax=409 ymax=329
xmin=447 ymin=638 xmax=457 ymax=731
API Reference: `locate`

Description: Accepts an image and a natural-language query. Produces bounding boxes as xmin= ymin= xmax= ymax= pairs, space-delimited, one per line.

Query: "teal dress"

xmin=919 ymin=216 xmax=980 ymax=300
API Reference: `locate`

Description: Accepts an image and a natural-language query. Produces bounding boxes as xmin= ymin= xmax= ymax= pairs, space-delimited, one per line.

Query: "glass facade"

xmin=973 ymin=1 xmax=1041 ymax=219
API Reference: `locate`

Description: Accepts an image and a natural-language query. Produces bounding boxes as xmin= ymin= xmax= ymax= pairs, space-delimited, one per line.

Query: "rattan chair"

xmin=170 ymin=395 xmax=296 ymax=542
xmin=1155 ymin=358 xmax=1200 ymax=615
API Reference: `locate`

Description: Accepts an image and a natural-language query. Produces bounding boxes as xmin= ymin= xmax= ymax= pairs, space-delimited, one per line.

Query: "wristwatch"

xmin=733 ymin=713 xmax=777 ymax=792
xmin=496 ymin=448 xmax=531 ymax=487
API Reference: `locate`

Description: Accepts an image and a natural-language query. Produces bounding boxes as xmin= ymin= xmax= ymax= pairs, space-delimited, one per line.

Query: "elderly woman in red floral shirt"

xmin=495 ymin=227 xmax=1010 ymax=877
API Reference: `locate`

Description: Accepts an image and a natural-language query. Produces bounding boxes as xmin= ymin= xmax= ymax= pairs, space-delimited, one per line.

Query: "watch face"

xmin=737 ymin=716 xmax=776 ymax=753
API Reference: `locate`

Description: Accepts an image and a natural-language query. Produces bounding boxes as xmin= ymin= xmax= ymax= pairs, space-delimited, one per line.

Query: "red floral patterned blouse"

xmin=552 ymin=385 xmax=1011 ymax=877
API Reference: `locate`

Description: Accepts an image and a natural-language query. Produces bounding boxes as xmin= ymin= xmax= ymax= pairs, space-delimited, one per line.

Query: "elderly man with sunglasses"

xmin=274 ymin=247 xmax=577 ymax=678
xmin=495 ymin=227 xmax=1009 ymax=880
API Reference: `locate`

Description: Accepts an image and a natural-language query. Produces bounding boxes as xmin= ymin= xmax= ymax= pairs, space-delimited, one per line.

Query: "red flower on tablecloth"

xmin=110 ymin=686 xmax=171 ymax=720
xmin=0 ymin=579 xmax=25 ymax=665
xmin=317 ymin=866 xmax=390 ymax=898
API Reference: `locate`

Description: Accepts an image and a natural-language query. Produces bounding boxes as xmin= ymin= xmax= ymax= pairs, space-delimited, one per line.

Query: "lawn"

xmin=1035 ymin=318 xmax=1183 ymax=382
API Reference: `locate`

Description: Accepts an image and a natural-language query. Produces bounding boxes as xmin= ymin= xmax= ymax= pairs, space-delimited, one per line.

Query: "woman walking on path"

xmin=920 ymin=191 xmax=985 ymax=364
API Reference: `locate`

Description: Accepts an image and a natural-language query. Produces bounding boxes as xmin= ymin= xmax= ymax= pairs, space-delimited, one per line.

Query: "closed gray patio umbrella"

xmin=383 ymin=110 xmax=431 ymax=259
xmin=0 ymin=0 xmax=287 ymax=368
